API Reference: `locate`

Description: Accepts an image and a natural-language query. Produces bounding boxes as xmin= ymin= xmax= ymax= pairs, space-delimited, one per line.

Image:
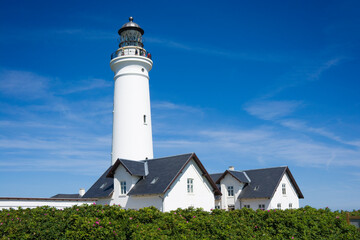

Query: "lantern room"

xmin=118 ymin=17 xmax=144 ymax=48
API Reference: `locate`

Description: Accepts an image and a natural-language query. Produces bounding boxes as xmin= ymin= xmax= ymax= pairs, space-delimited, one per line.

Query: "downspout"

xmin=144 ymin=159 xmax=149 ymax=178
xmin=158 ymin=195 xmax=164 ymax=212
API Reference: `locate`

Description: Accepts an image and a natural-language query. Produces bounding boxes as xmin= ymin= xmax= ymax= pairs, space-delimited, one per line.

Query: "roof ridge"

xmin=148 ymin=152 xmax=194 ymax=161
xmin=242 ymin=166 xmax=287 ymax=172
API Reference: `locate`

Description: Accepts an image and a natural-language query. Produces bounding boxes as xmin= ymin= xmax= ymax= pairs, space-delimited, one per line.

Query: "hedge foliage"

xmin=1 ymin=205 xmax=359 ymax=239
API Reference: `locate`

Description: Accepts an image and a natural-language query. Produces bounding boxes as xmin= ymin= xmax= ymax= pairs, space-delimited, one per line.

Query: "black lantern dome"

xmin=118 ymin=17 xmax=144 ymax=48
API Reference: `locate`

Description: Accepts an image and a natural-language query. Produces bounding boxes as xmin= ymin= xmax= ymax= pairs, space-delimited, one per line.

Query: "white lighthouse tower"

xmin=110 ymin=17 xmax=153 ymax=164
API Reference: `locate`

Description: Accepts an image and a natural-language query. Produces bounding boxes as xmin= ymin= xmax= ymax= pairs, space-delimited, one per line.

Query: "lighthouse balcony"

xmin=111 ymin=46 xmax=151 ymax=60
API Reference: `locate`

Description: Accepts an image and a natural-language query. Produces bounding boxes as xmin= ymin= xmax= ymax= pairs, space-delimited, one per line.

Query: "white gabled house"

xmin=83 ymin=153 xmax=221 ymax=211
xmin=210 ymin=166 xmax=304 ymax=211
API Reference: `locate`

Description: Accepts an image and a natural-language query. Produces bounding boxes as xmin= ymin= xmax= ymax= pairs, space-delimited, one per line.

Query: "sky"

xmin=0 ymin=0 xmax=359 ymax=210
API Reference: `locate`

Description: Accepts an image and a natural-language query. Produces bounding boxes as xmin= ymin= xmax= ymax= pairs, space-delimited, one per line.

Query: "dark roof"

xmin=118 ymin=17 xmax=144 ymax=35
xmin=51 ymin=194 xmax=81 ymax=199
xmin=209 ymin=173 xmax=223 ymax=183
xmin=229 ymin=171 xmax=251 ymax=183
xmin=108 ymin=153 xmax=221 ymax=196
xmin=238 ymin=166 xmax=304 ymax=199
xmin=213 ymin=170 xmax=251 ymax=184
xmin=107 ymin=159 xmax=146 ymax=177
xmin=82 ymin=166 xmax=114 ymax=198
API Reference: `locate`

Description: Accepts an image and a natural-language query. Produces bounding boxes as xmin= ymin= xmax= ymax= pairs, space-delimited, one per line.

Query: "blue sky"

xmin=0 ymin=0 xmax=359 ymax=210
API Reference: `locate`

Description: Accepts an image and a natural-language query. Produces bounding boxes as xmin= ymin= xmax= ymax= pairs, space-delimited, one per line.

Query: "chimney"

xmin=228 ymin=166 xmax=234 ymax=171
xmin=79 ymin=188 xmax=85 ymax=197
xmin=144 ymin=160 xmax=149 ymax=177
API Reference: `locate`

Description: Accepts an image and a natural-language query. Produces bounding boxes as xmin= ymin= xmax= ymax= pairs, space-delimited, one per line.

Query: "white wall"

xmin=108 ymin=164 xmax=163 ymax=210
xmin=163 ymin=159 xmax=215 ymax=211
xmin=0 ymin=198 xmax=94 ymax=210
xmin=125 ymin=195 xmax=162 ymax=210
xmin=109 ymin=164 xmax=141 ymax=208
xmin=219 ymin=174 xmax=245 ymax=210
xmin=269 ymin=173 xmax=300 ymax=209
xmin=240 ymin=198 xmax=271 ymax=210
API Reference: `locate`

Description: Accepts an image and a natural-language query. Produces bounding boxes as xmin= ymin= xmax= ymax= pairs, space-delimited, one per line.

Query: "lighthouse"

xmin=110 ymin=17 xmax=153 ymax=164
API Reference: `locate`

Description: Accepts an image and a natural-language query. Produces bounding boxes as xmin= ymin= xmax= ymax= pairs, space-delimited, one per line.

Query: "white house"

xmin=83 ymin=153 xmax=221 ymax=211
xmin=210 ymin=166 xmax=304 ymax=211
xmin=0 ymin=17 xmax=303 ymax=211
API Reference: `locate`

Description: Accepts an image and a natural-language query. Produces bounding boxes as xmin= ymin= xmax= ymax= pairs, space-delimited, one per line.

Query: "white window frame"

xmin=277 ymin=203 xmax=281 ymax=209
xmin=282 ymin=183 xmax=286 ymax=195
xmin=243 ymin=204 xmax=250 ymax=209
xmin=289 ymin=203 xmax=293 ymax=209
xmin=187 ymin=178 xmax=193 ymax=193
xmin=227 ymin=186 xmax=234 ymax=196
xmin=258 ymin=204 xmax=265 ymax=210
xmin=120 ymin=181 xmax=126 ymax=195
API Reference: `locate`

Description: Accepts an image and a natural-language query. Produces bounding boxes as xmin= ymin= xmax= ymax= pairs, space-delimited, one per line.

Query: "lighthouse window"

xmin=143 ymin=115 xmax=147 ymax=125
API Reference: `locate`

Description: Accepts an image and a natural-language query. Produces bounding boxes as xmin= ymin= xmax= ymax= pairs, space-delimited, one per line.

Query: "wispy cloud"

xmin=152 ymin=101 xmax=360 ymax=169
xmin=60 ymin=78 xmax=112 ymax=94
xmin=50 ymin=29 xmax=114 ymax=40
xmin=243 ymin=99 xmax=360 ymax=149
xmin=152 ymin=101 xmax=203 ymax=114
xmin=244 ymin=100 xmax=302 ymax=120
xmin=146 ymin=37 xmax=292 ymax=62
xmin=306 ymin=58 xmax=341 ymax=81
xmin=0 ymin=70 xmax=50 ymax=99
xmin=262 ymin=57 xmax=343 ymax=99
xmin=0 ymin=28 xmax=115 ymax=42
xmin=280 ymin=119 xmax=360 ymax=148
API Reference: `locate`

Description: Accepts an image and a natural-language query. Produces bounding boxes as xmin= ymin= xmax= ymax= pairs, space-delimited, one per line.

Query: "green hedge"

xmin=1 ymin=205 xmax=359 ymax=239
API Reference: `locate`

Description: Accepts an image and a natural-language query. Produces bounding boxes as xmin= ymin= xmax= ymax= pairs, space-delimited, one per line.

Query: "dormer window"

xmin=150 ymin=177 xmax=159 ymax=184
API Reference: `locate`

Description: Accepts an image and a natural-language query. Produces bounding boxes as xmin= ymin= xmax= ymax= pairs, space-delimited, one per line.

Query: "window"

xmin=277 ymin=203 xmax=281 ymax=210
xmin=228 ymin=205 xmax=235 ymax=211
xmin=282 ymin=183 xmax=286 ymax=195
xmin=215 ymin=205 xmax=220 ymax=209
xmin=143 ymin=115 xmax=147 ymax=125
xmin=227 ymin=186 xmax=234 ymax=196
xmin=187 ymin=178 xmax=193 ymax=193
xmin=244 ymin=205 xmax=250 ymax=208
xmin=289 ymin=203 xmax=293 ymax=209
xmin=120 ymin=181 xmax=126 ymax=195
xmin=150 ymin=177 xmax=159 ymax=184
xmin=258 ymin=204 xmax=265 ymax=210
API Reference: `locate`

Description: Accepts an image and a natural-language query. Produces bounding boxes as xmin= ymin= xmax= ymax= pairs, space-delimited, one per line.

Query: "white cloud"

xmin=280 ymin=119 xmax=360 ymax=148
xmin=60 ymin=78 xmax=112 ymax=94
xmin=152 ymin=101 xmax=203 ymax=114
xmin=152 ymin=102 xmax=360 ymax=169
xmin=244 ymin=100 xmax=302 ymax=120
xmin=307 ymin=58 xmax=341 ymax=81
xmin=146 ymin=37 xmax=292 ymax=62
xmin=0 ymin=70 xmax=50 ymax=99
